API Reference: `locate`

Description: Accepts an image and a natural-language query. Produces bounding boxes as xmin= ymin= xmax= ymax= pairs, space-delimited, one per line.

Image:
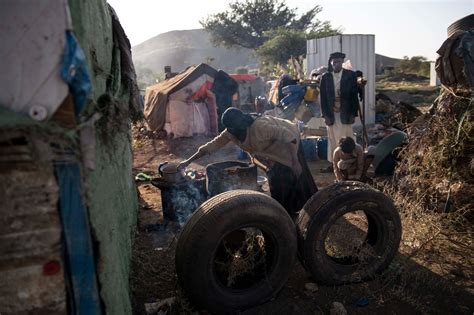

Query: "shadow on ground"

xmin=131 ymin=136 xmax=473 ymax=315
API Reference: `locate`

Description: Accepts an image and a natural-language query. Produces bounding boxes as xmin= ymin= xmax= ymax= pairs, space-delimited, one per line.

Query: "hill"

xmin=132 ymin=28 xmax=402 ymax=85
xmin=376 ymin=54 xmax=401 ymax=73
xmin=132 ymin=29 xmax=258 ymax=76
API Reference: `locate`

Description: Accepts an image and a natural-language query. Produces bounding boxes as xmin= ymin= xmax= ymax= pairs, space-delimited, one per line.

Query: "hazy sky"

xmin=107 ymin=0 xmax=473 ymax=61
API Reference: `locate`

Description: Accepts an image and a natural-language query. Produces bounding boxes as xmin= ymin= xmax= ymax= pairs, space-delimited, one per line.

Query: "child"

xmin=333 ymin=137 xmax=364 ymax=181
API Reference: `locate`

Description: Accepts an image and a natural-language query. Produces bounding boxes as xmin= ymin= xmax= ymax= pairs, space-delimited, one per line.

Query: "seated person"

xmin=333 ymin=137 xmax=364 ymax=181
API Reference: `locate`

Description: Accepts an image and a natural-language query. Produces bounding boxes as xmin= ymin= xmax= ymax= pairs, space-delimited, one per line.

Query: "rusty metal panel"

xmin=0 ymin=134 xmax=66 ymax=314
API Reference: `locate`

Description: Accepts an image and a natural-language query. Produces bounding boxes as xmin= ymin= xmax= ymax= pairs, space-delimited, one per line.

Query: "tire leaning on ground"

xmin=296 ymin=181 xmax=402 ymax=285
xmin=175 ymin=190 xmax=297 ymax=313
xmin=447 ymin=14 xmax=474 ymax=37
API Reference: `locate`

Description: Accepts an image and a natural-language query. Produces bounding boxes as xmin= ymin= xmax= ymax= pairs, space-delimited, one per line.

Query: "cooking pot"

xmin=206 ymin=161 xmax=257 ymax=197
xmin=158 ymin=162 xmax=184 ymax=183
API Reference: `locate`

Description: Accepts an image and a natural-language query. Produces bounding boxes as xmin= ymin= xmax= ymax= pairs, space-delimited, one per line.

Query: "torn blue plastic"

xmin=55 ymin=162 xmax=101 ymax=315
xmin=61 ymin=31 xmax=92 ymax=118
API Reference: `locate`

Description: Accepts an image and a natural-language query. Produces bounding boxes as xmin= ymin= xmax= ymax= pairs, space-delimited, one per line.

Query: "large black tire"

xmin=296 ymin=181 xmax=401 ymax=285
xmin=447 ymin=14 xmax=474 ymax=37
xmin=176 ymin=190 xmax=297 ymax=313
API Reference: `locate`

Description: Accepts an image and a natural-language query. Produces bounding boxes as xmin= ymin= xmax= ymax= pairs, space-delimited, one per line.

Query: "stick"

xmin=358 ymin=101 xmax=369 ymax=149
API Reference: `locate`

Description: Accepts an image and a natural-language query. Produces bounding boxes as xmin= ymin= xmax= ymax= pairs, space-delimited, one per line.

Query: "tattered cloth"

xmin=435 ymin=30 xmax=474 ymax=88
xmin=144 ymin=64 xmax=220 ymax=131
xmin=108 ymin=4 xmax=142 ymax=121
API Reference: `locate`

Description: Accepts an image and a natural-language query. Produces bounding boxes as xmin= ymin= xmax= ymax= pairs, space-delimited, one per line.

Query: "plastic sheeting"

xmin=61 ymin=31 xmax=92 ymax=117
xmin=54 ymin=162 xmax=101 ymax=315
xmin=0 ymin=0 xmax=71 ymax=120
xmin=167 ymin=100 xmax=211 ymax=138
xmin=144 ymin=64 xmax=218 ymax=131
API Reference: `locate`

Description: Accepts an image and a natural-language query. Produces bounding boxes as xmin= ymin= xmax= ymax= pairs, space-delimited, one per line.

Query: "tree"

xmin=200 ymin=0 xmax=337 ymax=50
xmin=394 ymin=56 xmax=430 ymax=77
xmin=255 ymin=26 xmax=338 ymax=66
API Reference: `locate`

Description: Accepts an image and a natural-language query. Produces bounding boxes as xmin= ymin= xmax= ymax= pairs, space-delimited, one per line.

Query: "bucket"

xmin=301 ymin=138 xmax=318 ymax=161
xmin=206 ymin=161 xmax=257 ymax=197
xmin=317 ymin=137 xmax=328 ymax=160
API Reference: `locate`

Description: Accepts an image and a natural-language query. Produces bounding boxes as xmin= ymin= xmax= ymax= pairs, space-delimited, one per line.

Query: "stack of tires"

xmin=175 ymin=182 xmax=402 ymax=313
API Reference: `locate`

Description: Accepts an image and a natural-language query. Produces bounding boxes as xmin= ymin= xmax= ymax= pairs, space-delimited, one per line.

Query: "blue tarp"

xmin=61 ymin=31 xmax=92 ymax=118
xmin=55 ymin=162 xmax=101 ymax=315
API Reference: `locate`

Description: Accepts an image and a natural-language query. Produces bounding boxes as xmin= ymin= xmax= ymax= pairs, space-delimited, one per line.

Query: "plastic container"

xmin=317 ymin=137 xmax=328 ymax=160
xmin=282 ymin=84 xmax=304 ymax=95
xmin=304 ymin=86 xmax=318 ymax=102
xmin=301 ymin=138 xmax=318 ymax=161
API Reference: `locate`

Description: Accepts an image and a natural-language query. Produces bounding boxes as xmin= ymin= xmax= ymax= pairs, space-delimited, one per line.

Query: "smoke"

xmin=170 ymin=180 xmax=206 ymax=226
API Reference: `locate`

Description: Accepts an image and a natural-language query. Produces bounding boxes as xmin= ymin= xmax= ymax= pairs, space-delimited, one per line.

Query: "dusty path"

xmin=131 ymin=133 xmax=473 ymax=315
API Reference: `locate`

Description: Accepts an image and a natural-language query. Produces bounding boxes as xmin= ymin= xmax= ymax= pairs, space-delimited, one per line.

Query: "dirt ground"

xmin=130 ymin=131 xmax=473 ymax=315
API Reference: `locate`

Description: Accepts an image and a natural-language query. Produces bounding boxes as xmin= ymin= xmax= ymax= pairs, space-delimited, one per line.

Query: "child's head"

xmin=339 ymin=137 xmax=355 ymax=154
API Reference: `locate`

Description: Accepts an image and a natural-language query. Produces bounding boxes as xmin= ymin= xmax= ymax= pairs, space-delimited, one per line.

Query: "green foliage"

xmin=259 ymin=56 xmax=304 ymax=80
xmin=235 ymin=66 xmax=249 ymax=74
xmin=256 ymin=28 xmax=306 ymax=65
xmin=200 ymin=0 xmax=337 ymax=50
xmin=256 ymin=27 xmax=339 ymax=66
xmin=394 ymin=56 xmax=430 ymax=77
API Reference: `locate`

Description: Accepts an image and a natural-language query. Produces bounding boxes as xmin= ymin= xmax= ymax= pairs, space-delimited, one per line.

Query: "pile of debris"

xmin=374 ymin=93 xmax=422 ymax=129
xmin=393 ymin=28 xmax=473 ymax=216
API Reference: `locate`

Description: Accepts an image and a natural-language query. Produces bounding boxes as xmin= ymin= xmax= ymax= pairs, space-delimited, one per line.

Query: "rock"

xmin=330 ymin=302 xmax=347 ymax=315
xmin=144 ymin=297 xmax=176 ymax=314
xmin=304 ymin=282 xmax=318 ymax=293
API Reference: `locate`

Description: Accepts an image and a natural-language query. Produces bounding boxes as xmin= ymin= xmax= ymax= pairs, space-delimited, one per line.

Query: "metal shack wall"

xmin=430 ymin=61 xmax=440 ymax=86
xmin=307 ymin=34 xmax=376 ymax=124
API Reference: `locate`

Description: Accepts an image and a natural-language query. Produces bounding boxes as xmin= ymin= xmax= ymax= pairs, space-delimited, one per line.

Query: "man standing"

xmin=320 ymin=52 xmax=359 ymax=170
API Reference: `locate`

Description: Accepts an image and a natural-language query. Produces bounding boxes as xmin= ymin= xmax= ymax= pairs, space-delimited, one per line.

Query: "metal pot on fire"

xmin=159 ymin=162 xmax=184 ymax=183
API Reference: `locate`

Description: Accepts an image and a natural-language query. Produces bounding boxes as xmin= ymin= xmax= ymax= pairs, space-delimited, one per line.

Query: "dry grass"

xmin=338 ymin=86 xmax=474 ymax=312
xmin=394 ymin=88 xmax=473 ymax=214
xmin=361 ymin=88 xmax=474 ymax=311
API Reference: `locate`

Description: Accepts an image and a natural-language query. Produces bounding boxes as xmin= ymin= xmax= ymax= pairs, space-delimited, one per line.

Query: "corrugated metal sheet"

xmin=307 ymin=34 xmax=376 ymax=124
xmin=430 ymin=61 xmax=440 ymax=86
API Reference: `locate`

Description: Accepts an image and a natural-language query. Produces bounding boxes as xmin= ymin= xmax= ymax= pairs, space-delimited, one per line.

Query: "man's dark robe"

xmin=320 ymin=69 xmax=359 ymax=125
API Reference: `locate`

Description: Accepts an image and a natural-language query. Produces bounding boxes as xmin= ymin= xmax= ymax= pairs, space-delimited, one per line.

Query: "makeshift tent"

xmin=229 ymin=74 xmax=265 ymax=112
xmin=144 ymin=63 xmax=237 ymax=137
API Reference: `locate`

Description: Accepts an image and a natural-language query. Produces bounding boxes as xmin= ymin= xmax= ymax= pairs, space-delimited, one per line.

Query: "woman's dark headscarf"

xmin=221 ymin=107 xmax=255 ymax=142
